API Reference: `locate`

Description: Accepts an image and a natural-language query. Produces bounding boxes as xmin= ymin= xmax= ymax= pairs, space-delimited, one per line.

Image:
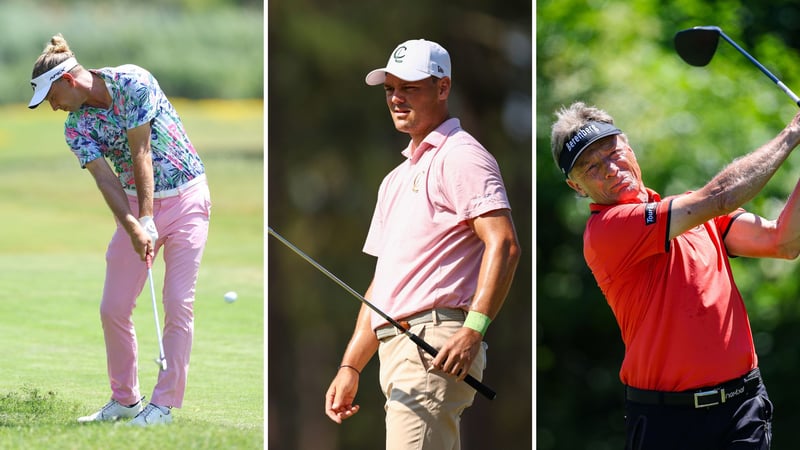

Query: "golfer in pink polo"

xmin=28 ymin=34 xmax=210 ymax=427
xmin=324 ymin=39 xmax=521 ymax=449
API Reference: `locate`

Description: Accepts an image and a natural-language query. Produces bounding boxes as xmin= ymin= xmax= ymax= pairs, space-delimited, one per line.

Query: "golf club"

xmin=267 ymin=226 xmax=497 ymax=400
xmin=146 ymin=253 xmax=167 ymax=371
xmin=674 ymin=25 xmax=800 ymax=107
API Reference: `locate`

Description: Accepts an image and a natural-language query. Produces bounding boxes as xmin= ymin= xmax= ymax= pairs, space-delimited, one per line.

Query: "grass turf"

xmin=0 ymin=100 xmax=264 ymax=449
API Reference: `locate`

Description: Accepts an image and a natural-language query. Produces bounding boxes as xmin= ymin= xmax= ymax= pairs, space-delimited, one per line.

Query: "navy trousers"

xmin=624 ymin=383 xmax=773 ymax=450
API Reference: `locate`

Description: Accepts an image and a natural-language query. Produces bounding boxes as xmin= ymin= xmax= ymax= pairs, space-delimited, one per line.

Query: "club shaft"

xmin=267 ymin=227 xmax=397 ymax=327
xmin=718 ymin=31 xmax=800 ymax=106
xmin=268 ymin=226 xmax=496 ymax=400
xmin=146 ymin=257 xmax=167 ymax=369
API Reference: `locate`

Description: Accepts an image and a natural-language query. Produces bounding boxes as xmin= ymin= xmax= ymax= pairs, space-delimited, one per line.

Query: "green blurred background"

xmin=1 ymin=0 xmax=263 ymax=103
xmin=268 ymin=1 xmax=532 ymax=449
xmin=538 ymin=0 xmax=800 ymax=448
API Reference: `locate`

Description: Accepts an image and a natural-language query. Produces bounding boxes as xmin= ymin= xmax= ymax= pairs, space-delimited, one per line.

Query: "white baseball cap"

xmin=28 ymin=57 xmax=78 ymax=109
xmin=365 ymin=39 xmax=451 ymax=86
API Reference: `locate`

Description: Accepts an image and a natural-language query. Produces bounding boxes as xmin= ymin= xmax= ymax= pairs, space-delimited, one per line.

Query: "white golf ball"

xmin=224 ymin=291 xmax=238 ymax=303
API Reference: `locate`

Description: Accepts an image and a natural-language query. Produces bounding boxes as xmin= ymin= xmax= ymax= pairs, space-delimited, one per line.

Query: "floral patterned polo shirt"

xmin=64 ymin=64 xmax=205 ymax=192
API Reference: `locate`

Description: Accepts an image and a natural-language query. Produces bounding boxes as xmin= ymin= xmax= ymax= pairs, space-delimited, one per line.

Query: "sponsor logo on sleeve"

xmin=645 ymin=202 xmax=657 ymax=225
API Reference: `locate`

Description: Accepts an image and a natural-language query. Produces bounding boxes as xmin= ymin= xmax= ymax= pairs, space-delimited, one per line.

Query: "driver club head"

xmin=155 ymin=357 xmax=167 ymax=371
xmin=675 ymin=25 xmax=800 ymax=107
xmin=674 ymin=26 xmax=722 ymax=66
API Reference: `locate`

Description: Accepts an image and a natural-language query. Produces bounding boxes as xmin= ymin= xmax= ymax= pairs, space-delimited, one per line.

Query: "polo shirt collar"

xmin=589 ymin=188 xmax=661 ymax=212
xmin=401 ymin=117 xmax=461 ymax=163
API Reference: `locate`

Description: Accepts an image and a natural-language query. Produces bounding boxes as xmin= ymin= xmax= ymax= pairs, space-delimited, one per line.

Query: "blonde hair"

xmin=31 ymin=33 xmax=80 ymax=79
xmin=550 ymin=101 xmax=625 ymax=171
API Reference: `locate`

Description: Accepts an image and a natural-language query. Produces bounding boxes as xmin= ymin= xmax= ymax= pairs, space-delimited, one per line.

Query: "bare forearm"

xmin=100 ymin=180 xmax=136 ymax=228
xmin=773 ymin=178 xmax=800 ymax=255
xmin=339 ymin=300 xmax=379 ymax=371
xmin=87 ymin=160 xmax=138 ymax=234
xmin=469 ymin=234 xmax=521 ymax=319
xmin=468 ymin=210 xmax=521 ymax=319
xmin=128 ymin=124 xmax=154 ymax=217
xmin=131 ymin=152 xmax=154 ymax=217
xmin=701 ymin=125 xmax=800 ymax=215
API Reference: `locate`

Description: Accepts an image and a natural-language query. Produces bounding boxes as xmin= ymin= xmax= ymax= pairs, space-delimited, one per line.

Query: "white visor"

xmin=28 ymin=57 xmax=78 ymax=109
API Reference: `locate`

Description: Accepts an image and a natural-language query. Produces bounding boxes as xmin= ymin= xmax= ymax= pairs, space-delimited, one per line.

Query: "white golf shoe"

xmin=77 ymin=398 xmax=143 ymax=423
xmin=128 ymin=403 xmax=173 ymax=427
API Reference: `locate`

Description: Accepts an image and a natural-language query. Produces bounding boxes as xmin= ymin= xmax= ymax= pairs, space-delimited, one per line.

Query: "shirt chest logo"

xmin=411 ymin=171 xmax=426 ymax=193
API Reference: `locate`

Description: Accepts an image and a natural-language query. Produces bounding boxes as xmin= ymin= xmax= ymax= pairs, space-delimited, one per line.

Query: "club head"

xmin=674 ymin=26 xmax=722 ymax=66
xmin=155 ymin=357 xmax=167 ymax=371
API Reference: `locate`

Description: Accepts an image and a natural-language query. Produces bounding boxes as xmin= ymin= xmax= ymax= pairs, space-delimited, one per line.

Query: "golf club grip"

xmin=406 ymin=332 xmax=497 ymax=400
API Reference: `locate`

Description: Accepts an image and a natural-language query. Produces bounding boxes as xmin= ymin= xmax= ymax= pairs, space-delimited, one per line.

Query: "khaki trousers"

xmin=378 ymin=320 xmax=487 ymax=450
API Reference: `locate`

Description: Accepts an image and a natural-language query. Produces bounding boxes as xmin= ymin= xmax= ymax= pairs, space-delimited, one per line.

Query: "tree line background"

xmin=0 ymin=0 xmax=262 ymax=103
xmin=538 ymin=0 xmax=800 ymax=448
xmin=267 ymin=0 xmax=532 ymax=448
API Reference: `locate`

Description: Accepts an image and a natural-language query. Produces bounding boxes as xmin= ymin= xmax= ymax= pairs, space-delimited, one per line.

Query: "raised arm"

xmin=723 ymin=173 xmax=800 ymax=259
xmin=669 ymin=111 xmax=800 ymax=240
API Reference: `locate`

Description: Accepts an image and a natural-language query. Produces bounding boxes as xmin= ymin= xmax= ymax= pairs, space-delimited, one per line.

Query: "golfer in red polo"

xmin=549 ymin=101 xmax=800 ymax=449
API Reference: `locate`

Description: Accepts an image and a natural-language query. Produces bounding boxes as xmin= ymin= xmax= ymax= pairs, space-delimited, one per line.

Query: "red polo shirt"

xmin=584 ymin=188 xmax=757 ymax=391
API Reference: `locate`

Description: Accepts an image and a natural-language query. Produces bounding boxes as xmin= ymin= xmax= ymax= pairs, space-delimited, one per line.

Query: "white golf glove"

xmin=138 ymin=216 xmax=159 ymax=244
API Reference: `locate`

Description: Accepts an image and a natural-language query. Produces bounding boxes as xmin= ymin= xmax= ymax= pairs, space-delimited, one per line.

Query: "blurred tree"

xmin=0 ymin=0 xmax=262 ymax=103
xmin=268 ymin=1 xmax=531 ymax=449
xmin=538 ymin=0 xmax=800 ymax=448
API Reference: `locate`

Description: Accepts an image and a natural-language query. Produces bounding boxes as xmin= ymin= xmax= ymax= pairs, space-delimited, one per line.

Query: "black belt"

xmin=625 ymin=368 xmax=762 ymax=409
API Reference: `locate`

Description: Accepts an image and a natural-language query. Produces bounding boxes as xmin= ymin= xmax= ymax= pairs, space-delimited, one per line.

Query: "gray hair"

xmin=550 ymin=102 xmax=624 ymax=174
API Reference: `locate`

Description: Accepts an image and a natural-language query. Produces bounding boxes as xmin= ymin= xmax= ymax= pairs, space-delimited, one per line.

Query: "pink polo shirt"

xmin=363 ymin=118 xmax=511 ymax=330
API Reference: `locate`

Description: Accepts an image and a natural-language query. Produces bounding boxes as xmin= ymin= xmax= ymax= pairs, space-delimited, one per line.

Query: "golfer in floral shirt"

xmin=29 ymin=33 xmax=210 ymax=427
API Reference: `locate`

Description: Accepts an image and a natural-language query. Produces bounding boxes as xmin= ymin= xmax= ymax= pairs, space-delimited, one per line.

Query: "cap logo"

xmin=48 ymin=68 xmax=67 ymax=81
xmin=31 ymin=67 xmax=67 ymax=91
xmin=393 ymin=45 xmax=407 ymax=63
xmin=565 ymin=123 xmax=600 ymax=153
xmin=558 ymin=121 xmax=622 ymax=177
xmin=28 ymin=57 xmax=79 ymax=109
xmin=364 ymin=40 xmax=451 ymax=86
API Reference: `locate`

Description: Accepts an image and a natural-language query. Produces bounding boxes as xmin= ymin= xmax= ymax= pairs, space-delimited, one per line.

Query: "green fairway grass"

xmin=0 ymin=100 xmax=264 ymax=449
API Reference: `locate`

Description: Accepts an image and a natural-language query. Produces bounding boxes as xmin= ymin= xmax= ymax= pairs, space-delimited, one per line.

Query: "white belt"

xmin=125 ymin=174 xmax=206 ymax=199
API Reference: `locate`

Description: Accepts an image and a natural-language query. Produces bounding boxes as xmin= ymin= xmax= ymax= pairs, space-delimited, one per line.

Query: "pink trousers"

xmin=100 ymin=180 xmax=211 ymax=408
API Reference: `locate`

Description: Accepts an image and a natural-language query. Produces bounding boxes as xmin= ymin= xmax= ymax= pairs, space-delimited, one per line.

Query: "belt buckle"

xmin=385 ymin=321 xmax=410 ymax=337
xmin=693 ymin=388 xmax=725 ymax=408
